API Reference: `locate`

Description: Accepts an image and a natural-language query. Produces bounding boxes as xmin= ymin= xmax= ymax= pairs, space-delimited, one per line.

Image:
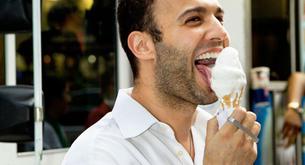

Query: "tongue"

xmin=196 ymin=64 xmax=212 ymax=86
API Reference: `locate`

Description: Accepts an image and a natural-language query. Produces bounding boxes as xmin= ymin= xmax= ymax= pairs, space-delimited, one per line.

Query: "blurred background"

xmin=1 ymin=0 xmax=305 ymax=164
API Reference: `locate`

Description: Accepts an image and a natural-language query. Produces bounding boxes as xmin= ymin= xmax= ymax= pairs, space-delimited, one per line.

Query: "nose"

xmin=205 ymin=16 xmax=230 ymax=47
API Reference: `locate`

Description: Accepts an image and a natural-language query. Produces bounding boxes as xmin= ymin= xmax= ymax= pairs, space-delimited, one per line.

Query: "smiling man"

xmin=62 ymin=0 xmax=260 ymax=164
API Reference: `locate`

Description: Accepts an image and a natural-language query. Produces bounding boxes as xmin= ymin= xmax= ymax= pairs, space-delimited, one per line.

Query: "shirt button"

xmin=177 ymin=151 xmax=183 ymax=157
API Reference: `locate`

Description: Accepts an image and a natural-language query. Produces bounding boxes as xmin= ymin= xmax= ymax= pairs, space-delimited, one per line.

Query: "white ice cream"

xmin=210 ymin=47 xmax=247 ymax=127
xmin=211 ymin=47 xmax=246 ymax=101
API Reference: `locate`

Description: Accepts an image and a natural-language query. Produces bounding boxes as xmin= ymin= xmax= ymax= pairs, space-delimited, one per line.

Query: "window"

xmin=0 ymin=35 xmax=3 ymax=85
xmin=252 ymin=0 xmax=291 ymax=80
xmin=14 ymin=0 xmax=117 ymax=151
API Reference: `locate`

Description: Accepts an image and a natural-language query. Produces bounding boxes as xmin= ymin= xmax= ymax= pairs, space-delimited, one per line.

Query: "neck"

xmin=132 ymin=81 xmax=196 ymax=159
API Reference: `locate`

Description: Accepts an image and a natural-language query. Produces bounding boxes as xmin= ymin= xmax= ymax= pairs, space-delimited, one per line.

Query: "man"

xmin=63 ymin=0 xmax=261 ymax=164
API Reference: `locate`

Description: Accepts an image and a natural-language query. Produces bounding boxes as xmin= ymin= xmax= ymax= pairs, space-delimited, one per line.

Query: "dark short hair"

xmin=117 ymin=0 xmax=162 ymax=79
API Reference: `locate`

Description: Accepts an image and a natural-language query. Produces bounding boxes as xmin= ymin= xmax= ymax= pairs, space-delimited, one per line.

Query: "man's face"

xmin=153 ymin=0 xmax=229 ymax=105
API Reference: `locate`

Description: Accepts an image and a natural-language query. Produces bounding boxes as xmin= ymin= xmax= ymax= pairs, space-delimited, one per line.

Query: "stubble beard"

xmin=154 ymin=42 xmax=217 ymax=108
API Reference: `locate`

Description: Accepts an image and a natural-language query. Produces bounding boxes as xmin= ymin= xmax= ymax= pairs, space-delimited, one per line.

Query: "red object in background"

xmin=85 ymin=102 xmax=111 ymax=128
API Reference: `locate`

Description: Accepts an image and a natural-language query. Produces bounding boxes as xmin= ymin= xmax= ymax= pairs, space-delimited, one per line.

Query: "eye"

xmin=185 ymin=16 xmax=202 ymax=26
xmin=215 ymin=15 xmax=224 ymax=25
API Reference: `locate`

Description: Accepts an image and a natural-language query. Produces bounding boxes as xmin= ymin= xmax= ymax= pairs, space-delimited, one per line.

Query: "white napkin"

xmin=216 ymin=107 xmax=234 ymax=128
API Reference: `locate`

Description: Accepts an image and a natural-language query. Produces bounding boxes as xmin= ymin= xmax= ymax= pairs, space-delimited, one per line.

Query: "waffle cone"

xmin=234 ymin=87 xmax=244 ymax=108
xmin=222 ymin=94 xmax=232 ymax=108
xmin=221 ymin=86 xmax=245 ymax=109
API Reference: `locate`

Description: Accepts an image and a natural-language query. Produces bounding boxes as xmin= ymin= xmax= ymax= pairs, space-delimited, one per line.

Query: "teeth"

xmin=195 ymin=52 xmax=219 ymax=60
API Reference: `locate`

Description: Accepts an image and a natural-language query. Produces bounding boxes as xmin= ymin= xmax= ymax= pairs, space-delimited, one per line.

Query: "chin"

xmin=206 ymin=96 xmax=218 ymax=104
xmin=203 ymin=90 xmax=218 ymax=104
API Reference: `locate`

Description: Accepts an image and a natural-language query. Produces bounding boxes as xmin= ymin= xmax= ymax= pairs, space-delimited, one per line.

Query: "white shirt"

xmin=198 ymin=100 xmax=220 ymax=116
xmin=62 ymin=88 xmax=213 ymax=165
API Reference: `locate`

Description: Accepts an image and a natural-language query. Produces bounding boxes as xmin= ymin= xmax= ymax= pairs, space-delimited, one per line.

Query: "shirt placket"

xmin=154 ymin=123 xmax=194 ymax=165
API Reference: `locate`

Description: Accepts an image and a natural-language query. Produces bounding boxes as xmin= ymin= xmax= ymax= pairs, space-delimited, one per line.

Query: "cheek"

xmin=166 ymin=28 xmax=202 ymax=48
xmin=178 ymin=32 xmax=204 ymax=53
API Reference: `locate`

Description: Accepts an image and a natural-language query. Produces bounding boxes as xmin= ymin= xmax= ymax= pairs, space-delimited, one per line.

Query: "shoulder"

xmin=62 ymin=113 xmax=134 ymax=165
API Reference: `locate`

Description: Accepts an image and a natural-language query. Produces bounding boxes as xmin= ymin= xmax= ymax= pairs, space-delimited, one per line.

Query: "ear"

xmin=127 ymin=31 xmax=155 ymax=60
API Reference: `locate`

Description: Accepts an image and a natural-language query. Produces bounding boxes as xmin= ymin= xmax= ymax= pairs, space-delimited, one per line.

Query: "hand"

xmin=203 ymin=107 xmax=261 ymax=165
xmin=282 ymin=108 xmax=301 ymax=147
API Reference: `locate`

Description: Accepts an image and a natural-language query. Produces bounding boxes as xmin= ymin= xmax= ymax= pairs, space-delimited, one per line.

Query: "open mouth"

xmin=194 ymin=52 xmax=219 ymax=86
xmin=194 ymin=52 xmax=218 ymax=68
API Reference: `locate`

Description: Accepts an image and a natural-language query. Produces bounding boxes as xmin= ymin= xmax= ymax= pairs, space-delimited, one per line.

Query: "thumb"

xmin=206 ymin=117 xmax=218 ymax=142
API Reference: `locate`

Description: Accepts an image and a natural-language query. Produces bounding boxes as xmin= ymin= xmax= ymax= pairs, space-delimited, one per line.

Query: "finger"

xmin=241 ymin=111 xmax=257 ymax=130
xmin=237 ymin=121 xmax=260 ymax=144
xmin=226 ymin=117 xmax=259 ymax=144
xmin=288 ymin=133 xmax=298 ymax=146
xmin=294 ymin=126 xmax=301 ymax=135
xmin=222 ymin=107 xmax=247 ymax=132
xmin=244 ymin=122 xmax=260 ymax=144
xmin=206 ymin=117 xmax=219 ymax=142
xmin=234 ymin=112 xmax=257 ymax=139
xmin=282 ymin=124 xmax=291 ymax=139
xmin=287 ymin=128 xmax=295 ymax=137
xmin=282 ymin=124 xmax=289 ymax=138
xmin=286 ymin=127 xmax=300 ymax=145
xmin=251 ymin=121 xmax=261 ymax=137
xmin=282 ymin=124 xmax=300 ymax=139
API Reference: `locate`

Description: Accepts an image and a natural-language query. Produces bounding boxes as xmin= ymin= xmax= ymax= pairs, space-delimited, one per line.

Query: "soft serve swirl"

xmin=210 ymin=47 xmax=247 ymax=105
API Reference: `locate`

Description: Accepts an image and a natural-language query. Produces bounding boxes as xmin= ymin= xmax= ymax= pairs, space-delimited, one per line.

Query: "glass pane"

xmin=16 ymin=0 xmax=117 ymax=152
xmin=252 ymin=0 xmax=291 ymax=80
xmin=0 ymin=35 xmax=3 ymax=85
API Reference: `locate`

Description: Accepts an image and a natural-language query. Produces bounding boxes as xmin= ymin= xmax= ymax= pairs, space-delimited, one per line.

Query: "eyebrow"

xmin=216 ymin=7 xmax=224 ymax=15
xmin=177 ymin=6 xmax=224 ymax=20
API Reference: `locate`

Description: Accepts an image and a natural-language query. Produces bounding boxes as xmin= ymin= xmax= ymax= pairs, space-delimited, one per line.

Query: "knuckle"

xmin=247 ymin=111 xmax=257 ymax=121
xmin=243 ymin=141 xmax=252 ymax=150
xmin=237 ymin=136 xmax=246 ymax=147
xmin=219 ymin=129 xmax=231 ymax=139
xmin=232 ymin=133 xmax=245 ymax=148
xmin=253 ymin=121 xmax=261 ymax=134
xmin=255 ymin=121 xmax=261 ymax=130
xmin=234 ymin=108 xmax=247 ymax=120
xmin=239 ymin=106 xmax=247 ymax=112
xmin=243 ymin=141 xmax=256 ymax=156
xmin=236 ymin=107 xmax=247 ymax=113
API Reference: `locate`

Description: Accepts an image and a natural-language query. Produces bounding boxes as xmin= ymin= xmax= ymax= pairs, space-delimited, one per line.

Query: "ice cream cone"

xmin=221 ymin=86 xmax=245 ymax=110
xmin=222 ymin=94 xmax=232 ymax=109
xmin=233 ymin=86 xmax=244 ymax=108
xmin=211 ymin=47 xmax=247 ymax=128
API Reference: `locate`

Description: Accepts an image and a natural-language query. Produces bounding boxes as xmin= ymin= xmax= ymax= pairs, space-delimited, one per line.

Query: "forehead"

xmin=153 ymin=0 xmax=222 ymax=18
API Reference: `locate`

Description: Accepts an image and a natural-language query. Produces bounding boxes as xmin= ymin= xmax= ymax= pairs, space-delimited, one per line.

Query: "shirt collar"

xmin=112 ymin=88 xmax=213 ymax=139
xmin=197 ymin=100 xmax=220 ymax=116
xmin=112 ymin=88 xmax=158 ymax=139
